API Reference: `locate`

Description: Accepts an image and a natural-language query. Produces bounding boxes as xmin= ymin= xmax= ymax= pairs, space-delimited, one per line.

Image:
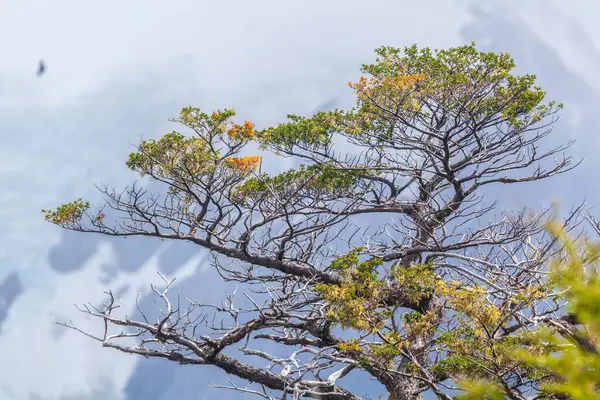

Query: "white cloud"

xmin=0 ymin=240 xmax=203 ymax=400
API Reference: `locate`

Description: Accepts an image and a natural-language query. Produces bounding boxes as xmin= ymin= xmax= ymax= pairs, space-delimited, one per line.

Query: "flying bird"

xmin=37 ymin=59 xmax=46 ymax=77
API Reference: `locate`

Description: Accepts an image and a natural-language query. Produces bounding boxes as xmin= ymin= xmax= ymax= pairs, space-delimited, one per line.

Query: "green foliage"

xmin=511 ymin=223 xmax=600 ymax=399
xmin=456 ymin=380 xmax=505 ymax=400
xmin=126 ymin=131 xmax=217 ymax=179
xmin=252 ymin=42 xmax=561 ymax=155
xmin=315 ymin=248 xmax=384 ymax=331
xmin=125 ymin=107 xmax=261 ymax=180
xmin=351 ymin=42 xmax=560 ymax=130
xmin=369 ymin=331 xmax=404 ymax=367
xmin=337 ymin=338 xmax=363 ymax=353
xmin=461 ymin=223 xmax=600 ymax=399
xmin=391 ymin=263 xmax=436 ymax=303
xmin=433 ymin=355 xmax=479 ymax=378
xmin=257 ymin=111 xmax=343 ymax=150
xmin=177 ymin=106 xmax=237 ymax=134
xmin=42 ymin=198 xmax=90 ymax=225
xmin=233 ymin=163 xmax=365 ymax=202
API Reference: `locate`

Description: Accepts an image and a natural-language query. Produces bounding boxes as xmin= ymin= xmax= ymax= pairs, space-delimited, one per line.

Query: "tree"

xmin=43 ymin=43 xmax=580 ymax=400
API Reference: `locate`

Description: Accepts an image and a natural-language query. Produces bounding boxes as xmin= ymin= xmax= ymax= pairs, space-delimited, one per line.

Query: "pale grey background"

xmin=1 ymin=0 xmax=599 ymax=398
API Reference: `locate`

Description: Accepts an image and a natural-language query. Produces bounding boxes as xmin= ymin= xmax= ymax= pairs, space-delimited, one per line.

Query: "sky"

xmin=1 ymin=0 xmax=600 ymax=399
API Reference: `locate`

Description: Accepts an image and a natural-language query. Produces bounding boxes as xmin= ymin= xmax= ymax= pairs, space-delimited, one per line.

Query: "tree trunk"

xmin=387 ymin=377 xmax=423 ymax=400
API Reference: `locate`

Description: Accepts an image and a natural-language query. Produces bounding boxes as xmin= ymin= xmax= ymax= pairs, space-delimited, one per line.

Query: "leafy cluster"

xmin=227 ymin=120 xmax=257 ymax=141
xmin=391 ymin=263 xmax=437 ymax=304
xmin=42 ymin=198 xmax=90 ymax=226
xmin=351 ymin=42 xmax=560 ymax=130
xmin=257 ymin=111 xmax=343 ymax=150
xmin=126 ymin=107 xmax=261 ymax=179
xmin=233 ymin=163 xmax=365 ymax=202
xmin=315 ymin=248 xmax=385 ymax=332
xmin=224 ymin=156 xmax=262 ymax=174
xmin=316 ymin=253 xmax=559 ymax=390
xmin=126 ymin=131 xmax=216 ymax=178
